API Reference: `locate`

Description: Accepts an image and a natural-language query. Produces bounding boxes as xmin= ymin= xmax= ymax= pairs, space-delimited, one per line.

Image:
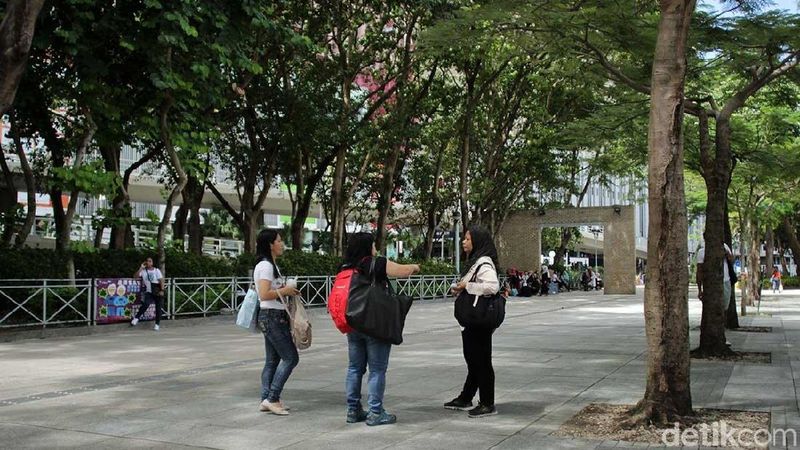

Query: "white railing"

xmin=0 ymin=275 xmax=459 ymax=329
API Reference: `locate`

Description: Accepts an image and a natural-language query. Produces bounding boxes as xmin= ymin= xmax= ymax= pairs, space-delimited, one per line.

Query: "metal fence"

xmin=0 ymin=275 xmax=460 ymax=330
xmin=0 ymin=279 xmax=95 ymax=329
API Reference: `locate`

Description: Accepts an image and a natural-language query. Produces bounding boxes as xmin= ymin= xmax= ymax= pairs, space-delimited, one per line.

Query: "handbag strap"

xmin=469 ymin=261 xmax=493 ymax=282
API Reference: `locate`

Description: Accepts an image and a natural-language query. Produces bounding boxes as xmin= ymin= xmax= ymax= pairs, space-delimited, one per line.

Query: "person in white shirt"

xmin=131 ymin=257 xmax=164 ymax=330
xmin=444 ymin=226 xmax=500 ymax=418
xmin=254 ymin=229 xmax=300 ymax=416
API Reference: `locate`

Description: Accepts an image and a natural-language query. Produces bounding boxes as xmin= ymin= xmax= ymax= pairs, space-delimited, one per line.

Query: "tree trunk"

xmin=182 ymin=173 xmax=204 ymax=255
xmin=12 ymin=125 xmax=35 ymax=249
xmin=242 ymin=208 xmax=259 ymax=254
xmin=628 ymin=0 xmax=695 ymax=426
xmin=779 ymin=244 xmax=789 ymax=275
xmin=173 ymin=203 xmax=188 ymax=241
xmin=745 ymin=217 xmax=761 ymax=306
xmin=693 ymin=110 xmax=730 ymax=357
xmin=782 ymin=216 xmax=800 ymax=267
xmin=290 ymin=151 xmax=336 ymax=250
xmin=724 ymin=201 xmax=739 ymax=329
xmin=0 ymin=0 xmax=46 ymax=116
xmin=156 ymin=98 xmax=188 ymax=275
xmin=459 ymin=101 xmax=473 ymax=232
xmin=554 ymin=228 xmax=572 ymax=267
xmin=375 ymin=143 xmax=403 ymax=252
xmin=423 ymin=150 xmax=445 ymax=260
xmin=330 ymin=144 xmax=347 ymax=257
xmin=0 ymin=143 xmax=16 ymax=247
xmin=765 ymin=227 xmax=774 ymax=273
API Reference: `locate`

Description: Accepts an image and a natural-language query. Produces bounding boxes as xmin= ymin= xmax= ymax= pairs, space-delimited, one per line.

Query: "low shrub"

xmin=0 ymin=248 xmax=457 ymax=279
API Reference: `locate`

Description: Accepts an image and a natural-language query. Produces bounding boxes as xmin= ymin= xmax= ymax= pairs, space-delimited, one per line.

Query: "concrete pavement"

xmin=1 ymin=288 xmax=799 ymax=449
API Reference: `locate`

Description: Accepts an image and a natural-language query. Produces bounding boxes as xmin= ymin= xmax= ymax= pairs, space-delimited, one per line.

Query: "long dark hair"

xmin=255 ymin=229 xmax=282 ymax=278
xmin=462 ymin=225 xmax=499 ymax=277
xmin=340 ymin=232 xmax=375 ymax=271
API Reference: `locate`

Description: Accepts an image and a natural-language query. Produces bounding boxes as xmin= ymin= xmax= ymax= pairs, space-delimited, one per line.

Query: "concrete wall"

xmin=497 ymin=206 xmax=636 ymax=295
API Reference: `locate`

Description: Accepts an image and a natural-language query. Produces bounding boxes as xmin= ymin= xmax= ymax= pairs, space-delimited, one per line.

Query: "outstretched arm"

xmin=386 ymin=261 xmax=420 ymax=278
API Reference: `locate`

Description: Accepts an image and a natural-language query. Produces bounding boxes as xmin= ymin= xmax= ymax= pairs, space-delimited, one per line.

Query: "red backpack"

xmin=328 ymin=268 xmax=356 ymax=334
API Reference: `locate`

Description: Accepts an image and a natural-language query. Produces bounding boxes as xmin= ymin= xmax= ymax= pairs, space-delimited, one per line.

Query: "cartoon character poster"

xmin=95 ymin=279 xmax=150 ymax=324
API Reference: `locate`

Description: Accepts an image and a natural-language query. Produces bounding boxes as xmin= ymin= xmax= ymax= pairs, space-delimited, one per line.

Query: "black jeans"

xmin=458 ymin=327 xmax=495 ymax=407
xmin=135 ymin=292 xmax=163 ymax=325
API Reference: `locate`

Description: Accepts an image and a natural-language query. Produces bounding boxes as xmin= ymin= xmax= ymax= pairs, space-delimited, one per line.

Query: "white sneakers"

xmin=131 ymin=318 xmax=159 ymax=331
xmin=259 ymin=400 xmax=289 ymax=415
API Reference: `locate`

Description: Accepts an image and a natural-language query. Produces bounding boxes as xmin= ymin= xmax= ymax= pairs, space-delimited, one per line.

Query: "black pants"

xmin=135 ymin=292 xmax=163 ymax=325
xmin=458 ymin=327 xmax=494 ymax=406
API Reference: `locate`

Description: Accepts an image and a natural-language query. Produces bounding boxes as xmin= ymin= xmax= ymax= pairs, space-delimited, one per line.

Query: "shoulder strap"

xmin=470 ymin=261 xmax=493 ymax=282
xmin=369 ymin=257 xmax=377 ymax=284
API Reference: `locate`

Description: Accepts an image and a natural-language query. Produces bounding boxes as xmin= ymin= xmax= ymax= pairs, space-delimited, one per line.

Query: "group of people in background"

xmin=250 ymin=225 xmax=501 ymax=425
xmin=504 ymin=265 xmax=602 ymax=296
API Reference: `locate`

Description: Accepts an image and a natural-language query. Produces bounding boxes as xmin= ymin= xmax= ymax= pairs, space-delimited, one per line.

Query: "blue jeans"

xmin=346 ymin=331 xmax=392 ymax=414
xmin=259 ymin=309 xmax=298 ymax=402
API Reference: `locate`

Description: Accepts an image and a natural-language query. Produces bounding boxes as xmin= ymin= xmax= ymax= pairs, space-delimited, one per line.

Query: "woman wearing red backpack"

xmin=339 ymin=233 xmax=419 ymax=426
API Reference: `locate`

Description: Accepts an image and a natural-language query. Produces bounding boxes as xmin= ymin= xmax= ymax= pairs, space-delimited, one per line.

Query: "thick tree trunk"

xmin=693 ymin=109 xmax=731 ymax=357
xmin=628 ymin=0 xmax=695 ymax=426
xmin=0 ymin=0 xmax=46 ymax=116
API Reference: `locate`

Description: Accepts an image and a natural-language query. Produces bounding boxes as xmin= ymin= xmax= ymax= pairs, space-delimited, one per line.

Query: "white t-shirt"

xmin=138 ymin=268 xmax=163 ymax=294
xmin=697 ymin=244 xmax=732 ymax=282
xmin=254 ymin=260 xmax=286 ymax=310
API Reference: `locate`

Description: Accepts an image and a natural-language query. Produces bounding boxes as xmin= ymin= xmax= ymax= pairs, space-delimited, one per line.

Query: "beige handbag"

xmin=278 ymin=292 xmax=312 ymax=350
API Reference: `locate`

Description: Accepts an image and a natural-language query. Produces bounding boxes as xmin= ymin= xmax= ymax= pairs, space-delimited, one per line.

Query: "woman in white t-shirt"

xmin=254 ymin=229 xmax=300 ymax=416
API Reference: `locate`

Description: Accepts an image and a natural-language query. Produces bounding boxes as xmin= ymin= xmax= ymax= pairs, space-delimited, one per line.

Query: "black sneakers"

xmin=443 ymin=397 xmax=473 ymax=411
xmin=468 ymin=404 xmax=498 ymax=418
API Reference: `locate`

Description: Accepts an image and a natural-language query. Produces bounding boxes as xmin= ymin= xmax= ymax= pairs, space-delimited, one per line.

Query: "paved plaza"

xmin=2 ymin=288 xmax=800 ymax=449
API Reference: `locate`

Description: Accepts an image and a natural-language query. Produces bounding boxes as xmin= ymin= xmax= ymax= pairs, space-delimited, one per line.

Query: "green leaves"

xmin=49 ymin=161 xmax=121 ymax=196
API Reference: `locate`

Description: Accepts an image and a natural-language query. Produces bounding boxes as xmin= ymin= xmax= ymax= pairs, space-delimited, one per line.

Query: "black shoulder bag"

xmin=454 ymin=262 xmax=506 ymax=329
xmin=345 ymin=258 xmax=414 ymax=345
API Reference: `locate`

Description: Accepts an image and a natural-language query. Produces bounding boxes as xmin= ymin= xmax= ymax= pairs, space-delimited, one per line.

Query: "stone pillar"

xmin=603 ymin=206 xmax=636 ymax=294
xmin=497 ymin=212 xmax=539 ymax=271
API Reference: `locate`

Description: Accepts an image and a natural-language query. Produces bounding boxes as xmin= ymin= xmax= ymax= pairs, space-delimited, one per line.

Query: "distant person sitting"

xmin=581 ymin=267 xmax=597 ymax=291
xmin=528 ymin=272 xmax=540 ymax=293
xmin=539 ymin=270 xmax=549 ymax=296
xmin=131 ymin=257 xmax=164 ymax=331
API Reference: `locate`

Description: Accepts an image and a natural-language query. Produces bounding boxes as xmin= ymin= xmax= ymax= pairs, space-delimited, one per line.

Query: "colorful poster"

xmin=95 ymin=278 xmax=150 ymax=324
